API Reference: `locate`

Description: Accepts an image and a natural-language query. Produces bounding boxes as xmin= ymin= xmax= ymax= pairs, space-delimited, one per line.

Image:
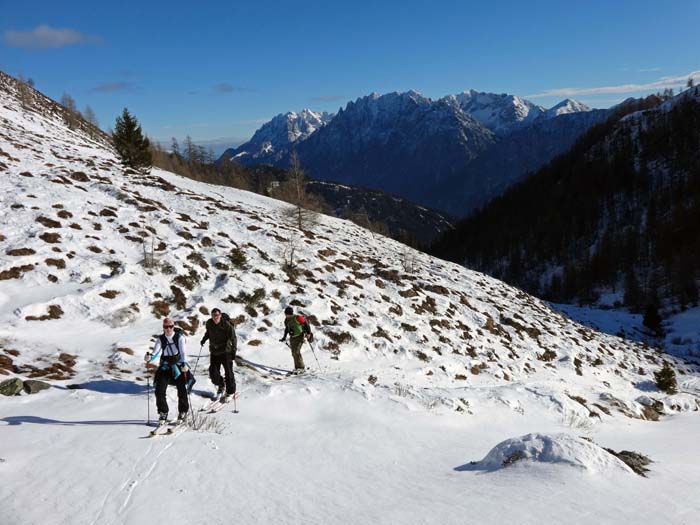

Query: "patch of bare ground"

xmin=6 ymin=248 xmax=35 ymax=256
xmin=176 ymin=316 xmax=200 ymax=336
xmin=187 ymin=252 xmax=209 ymax=270
xmin=150 ymin=300 xmax=170 ymax=319
xmin=45 ymin=258 xmax=66 ymax=269
xmin=326 ymin=331 xmax=352 ymax=345
xmin=0 ymin=264 xmax=34 ymax=280
xmin=170 ymin=285 xmax=187 ymax=310
xmin=25 ymin=304 xmax=64 ymax=321
xmin=14 ymin=351 xmax=77 ymax=380
xmin=99 ymin=290 xmax=120 ymax=299
xmin=39 ymin=232 xmax=61 ymax=243
xmin=36 ymin=216 xmax=61 ymax=228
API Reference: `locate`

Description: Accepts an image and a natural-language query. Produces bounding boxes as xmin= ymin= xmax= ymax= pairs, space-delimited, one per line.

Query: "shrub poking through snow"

xmin=654 ymin=362 xmax=678 ymax=394
xmin=604 ymin=449 xmax=652 ymax=477
xmin=537 ymin=349 xmax=557 ymax=362
xmin=174 ymin=268 xmax=201 ymax=291
xmin=229 ymin=247 xmax=247 ymax=269
xmin=326 ymin=331 xmax=352 ymax=345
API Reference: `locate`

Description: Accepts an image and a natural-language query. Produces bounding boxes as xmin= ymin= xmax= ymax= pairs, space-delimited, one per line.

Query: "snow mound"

xmin=473 ymin=433 xmax=633 ymax=474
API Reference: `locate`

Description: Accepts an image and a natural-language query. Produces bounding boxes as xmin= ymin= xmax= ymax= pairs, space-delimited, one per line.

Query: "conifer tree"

xmin=654 ymin=362 xmax=677 ymax=394
xmin=642 ymin=304 xmax=663 ymax=336
xmin=113 ymin=108 xmax=152 ymax=170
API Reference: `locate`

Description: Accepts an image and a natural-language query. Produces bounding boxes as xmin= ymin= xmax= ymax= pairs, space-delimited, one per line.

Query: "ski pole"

xmin=147 ymin=376 xmax=151 ymax=425
xmin=192 ymin=344 xmax=204 ymax=376
xmin=307 ymin=339 xmax=321 ymax=370
xmin=186 ymin=376 xmax=195 ymax=424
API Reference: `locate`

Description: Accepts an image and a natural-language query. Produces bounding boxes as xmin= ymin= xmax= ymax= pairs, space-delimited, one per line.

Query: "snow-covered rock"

xmin=471 ymin=433 xmax=634 ymax=474
xmin=220 ymin=108 xmax=332 ymax=165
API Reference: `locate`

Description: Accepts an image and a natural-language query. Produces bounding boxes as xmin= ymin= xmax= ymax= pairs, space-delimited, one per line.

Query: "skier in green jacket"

xmin=279 ymin=306 xmax=313 ymax=373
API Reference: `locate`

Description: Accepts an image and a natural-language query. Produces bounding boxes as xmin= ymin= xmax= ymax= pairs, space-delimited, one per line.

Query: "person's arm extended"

xmin=145 ymin=337 xmax=162 ymax=363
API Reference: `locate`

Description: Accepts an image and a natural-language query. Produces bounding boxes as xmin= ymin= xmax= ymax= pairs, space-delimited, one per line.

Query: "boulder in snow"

xmin=0 ymin=377 xmax=23 ymax=396
xmin=467 ymin=433 xmax=635 ymax=474
xmin=22 ymin=379 xmax=51 ymax=395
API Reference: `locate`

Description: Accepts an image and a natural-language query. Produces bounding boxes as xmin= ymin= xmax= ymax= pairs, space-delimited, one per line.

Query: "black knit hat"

xmin=284 ymin=306 xmax=293 ymax=315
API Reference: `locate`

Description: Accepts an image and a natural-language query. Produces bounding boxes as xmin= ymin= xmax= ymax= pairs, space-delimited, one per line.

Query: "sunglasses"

xmin=163 ymin=325 xmax=175 ymax=329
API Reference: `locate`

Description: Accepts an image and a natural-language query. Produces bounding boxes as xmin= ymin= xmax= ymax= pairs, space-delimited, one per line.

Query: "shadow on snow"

xmin=2 ymin=416 xmax=147 ymax=427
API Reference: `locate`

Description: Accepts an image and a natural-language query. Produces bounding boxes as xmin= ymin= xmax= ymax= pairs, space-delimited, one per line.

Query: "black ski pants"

xmin=209 ymin=353 xmax=236 ymax=394
xmin=154 ymin=366 xmax=189 ymax=415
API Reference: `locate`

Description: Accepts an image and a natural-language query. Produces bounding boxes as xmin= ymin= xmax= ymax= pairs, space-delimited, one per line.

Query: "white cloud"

xmin=529 ymin=70 xmax=700 ymax=98
xmin=3 ymin=25 xmax=101 ymax=49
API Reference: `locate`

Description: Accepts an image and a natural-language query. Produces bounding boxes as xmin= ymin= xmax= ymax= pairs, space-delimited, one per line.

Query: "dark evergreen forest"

xmin=431 ymin=91 xmax=700 ymax=318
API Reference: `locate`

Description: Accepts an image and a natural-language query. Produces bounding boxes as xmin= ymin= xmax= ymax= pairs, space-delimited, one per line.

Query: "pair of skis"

xmin=148 ymin=419 xmax=187 ymax=438
xmin=147 ymin=392 xmax=240 ymax=437
xmin=199 ymin=391 xmax=240 ymax=414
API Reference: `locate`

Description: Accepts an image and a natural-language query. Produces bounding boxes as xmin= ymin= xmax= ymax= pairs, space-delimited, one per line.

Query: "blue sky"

xmin=2 ymin=0 xmax=699 ymax=151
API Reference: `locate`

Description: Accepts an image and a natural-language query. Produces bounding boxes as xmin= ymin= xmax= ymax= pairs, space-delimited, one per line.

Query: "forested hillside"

xmin=431 ymin=88 xmax=700 ymax=319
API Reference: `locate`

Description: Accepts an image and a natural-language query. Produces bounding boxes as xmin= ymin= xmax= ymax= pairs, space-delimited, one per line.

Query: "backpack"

xmin=159 ymin=327 xmax=184 ymax=363
xmin=288 ymin=314 xmax=311 ymax=338
xmin=220 ymin=312 xmax=238 ymax=355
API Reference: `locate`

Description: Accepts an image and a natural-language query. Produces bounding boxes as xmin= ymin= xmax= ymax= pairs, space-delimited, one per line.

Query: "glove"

xmin=200 ymin=338 xmax=206 ymax=346
xmin=144 ymin=352 xmax=152 ymax=363
xmin=306 ymin=333 xmax=314 ymax=343
xmin=180 ymin=364 xmax=189 ymax=373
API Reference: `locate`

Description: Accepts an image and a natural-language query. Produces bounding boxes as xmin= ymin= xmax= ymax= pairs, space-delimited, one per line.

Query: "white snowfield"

xmin=1 ymin=71 xmax=700 ymax=524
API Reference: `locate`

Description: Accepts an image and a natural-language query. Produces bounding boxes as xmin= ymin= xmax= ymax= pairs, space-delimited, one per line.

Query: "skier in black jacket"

xmin=200 ymin=308 xmax=237 ymax=401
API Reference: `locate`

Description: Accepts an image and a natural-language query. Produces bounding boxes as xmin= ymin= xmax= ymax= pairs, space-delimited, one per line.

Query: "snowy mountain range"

xmin=223 ymin=109 xmax=333 ymax=165
xmin=446 ymin=90 xmax=589 ymax=135
xmin=220 ymin=89 xmax=602 ymax=215
xmin=2 ymin=71 xmax=700 ymax=523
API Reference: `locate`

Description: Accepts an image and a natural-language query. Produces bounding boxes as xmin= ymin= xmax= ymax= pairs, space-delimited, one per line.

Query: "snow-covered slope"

xmin=2 ymin=71 xmax=700 ymax=524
